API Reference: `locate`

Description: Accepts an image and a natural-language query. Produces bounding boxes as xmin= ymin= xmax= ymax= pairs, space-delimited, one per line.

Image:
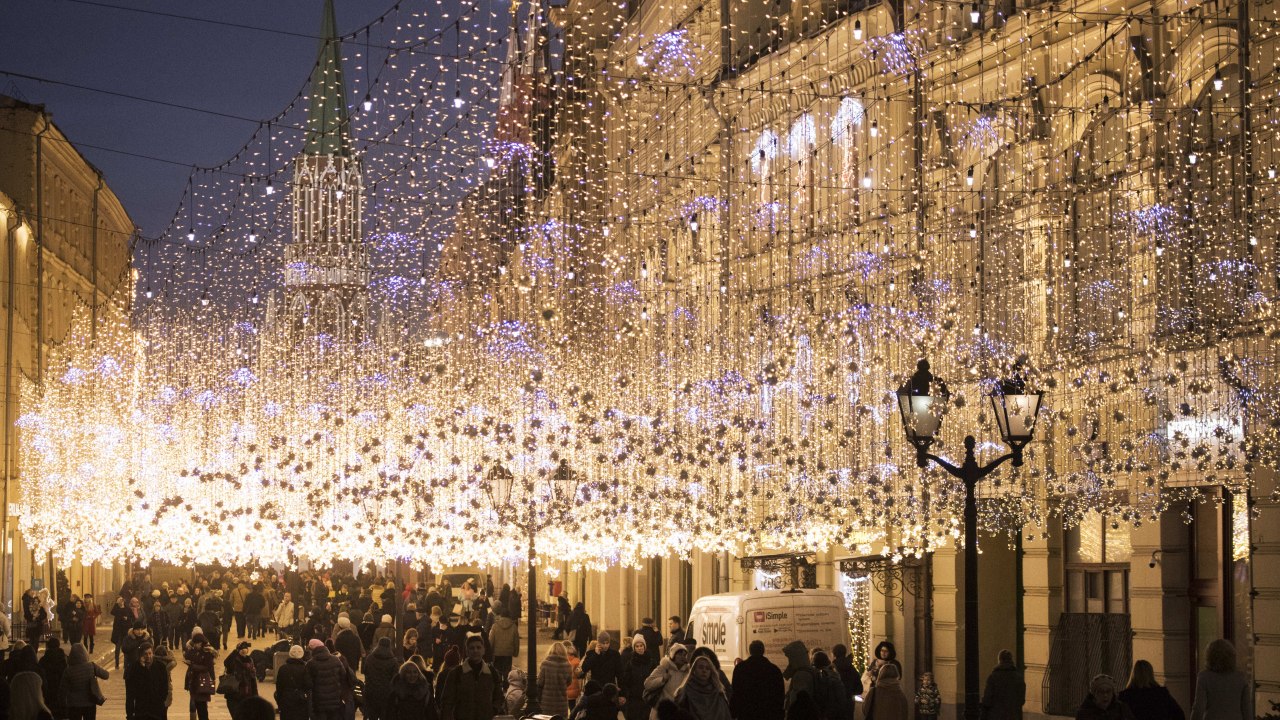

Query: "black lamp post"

xmin=896 ymin=359 xmax=1042 ymax=720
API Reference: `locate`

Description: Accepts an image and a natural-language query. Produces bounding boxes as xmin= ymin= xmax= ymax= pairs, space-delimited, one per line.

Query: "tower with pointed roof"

xmin=268 ymin=0 xmax=369 ymax=345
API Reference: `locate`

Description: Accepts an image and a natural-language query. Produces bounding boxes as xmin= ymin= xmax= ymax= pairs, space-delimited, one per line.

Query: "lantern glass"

xmin=989 ymin=391 xmax=1042 ymax=443
xmin=897 ymin=391 xmax=944 ymax=443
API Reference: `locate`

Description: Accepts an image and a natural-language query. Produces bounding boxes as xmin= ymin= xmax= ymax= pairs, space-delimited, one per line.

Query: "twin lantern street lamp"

xmin=895 ymin=359 xmax=1043 ymax=720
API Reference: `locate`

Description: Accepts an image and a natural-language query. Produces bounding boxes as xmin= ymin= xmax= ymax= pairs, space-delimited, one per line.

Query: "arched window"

xmin=788 ymin=114 xmax=816 ymax=229
xmin=751 ymin=129 xmax=779 ymax=209
xmin=828 ymin=97 xmax=864 ymax=231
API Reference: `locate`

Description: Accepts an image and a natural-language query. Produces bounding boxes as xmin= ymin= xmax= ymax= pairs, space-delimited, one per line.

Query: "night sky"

xmin=5 ymin=0 xmax=390 ymax=237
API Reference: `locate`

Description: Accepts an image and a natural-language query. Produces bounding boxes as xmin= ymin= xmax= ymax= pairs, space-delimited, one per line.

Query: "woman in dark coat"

xmin=222 ymin=642 xmax=259 ymax=720
xmin=184 ymin=632 xmax=217 ymax=720
xmin=65 ymin=601 xmax=87 ymax=647
xmin=568 ymin=603 xmax=592 ymax=657
xmin=385 ymin=661 xmax=438 ymax=720
xmin=618 ymin=635 xmax=658 ymax=720
xmin=1076 ymin=674 xmax=1137 ymax=720
xmin=59 ymin=642 xmax=110 ymax=720
xmin=1118 ymin=660 xmax=1185 ymax=720
xmin=273 ymin=646 xmax=311 ymax=720
xmin=37 ymin=638 xmax=69 ymax=718
xmin=111 ymin=598 xmax=133 ymax=669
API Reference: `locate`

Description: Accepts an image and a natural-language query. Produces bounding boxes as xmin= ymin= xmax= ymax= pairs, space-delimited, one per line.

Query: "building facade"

xmin=0 ymin=95 xmax=134 ymax=610
xmin=437 ymin=0 xmax=1280 ymax=716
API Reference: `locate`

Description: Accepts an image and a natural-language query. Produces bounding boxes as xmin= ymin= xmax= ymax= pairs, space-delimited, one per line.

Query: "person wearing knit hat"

xmin=308 ymin=638 xmax=326 ymax=650
xmin=333 ymin=614 xmax=366 ymax=669
xmin=275 ymin=645 xmax=310 ymax=720
xmin=373 ymin=614 xmax=398 ymax=650
xmin=619 ymin=635 xmax=657 ymax=720
xmin=192 ymin=626 xmax=203 ymax=637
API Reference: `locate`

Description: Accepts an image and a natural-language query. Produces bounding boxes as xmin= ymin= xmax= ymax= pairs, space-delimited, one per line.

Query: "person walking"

xmin=111 ymin=598 xmax=133 ymax=670
xmin=537 ymin=641 xmax=575 ymax=718
xmin=673 ymin=656 xmax=730 ymax=720
xmin=374 ymin=615 xmax=399 ymax=652
xmin=126 ymin=644 xmax=171 ymax=720
xmin=728 ymin=640 xmax=783 ymax=720
xmin=863 ymin=665 xmax=909 ymax=720
xmin=781 ymin=641 xmax=817 ymax=718
xmin=386 ymin=661 xmax=439 ymax=720
xmin=667 ymin=618 xmax=686 ymax=652
xmin=11 ymin=671 xmax=55 ymax=720
xmin=243 ymin=586 xmax=266 ymax=641
xmin=980 ymin=650 xmax=1026 ymax=720
xmin=486 ymin=607 xmax=519 ymax=681
xmin=222 ymin=642 xmax=259 ymax=720
xmin=176 ymin=601 xmax=198 ymax=648
xmin=831 ymin=645 xmax=863 ymax=708
xmin=637 ymin=619 xmax=663 ymax=666
xmin=80 ymin=595 xmax=100 ymax=655
xmin=230 ymin=581 xmax=250 ymax=640
xmin=362 ymin=638 xmax=401 ymax=720
xmin=568 ymin=604 xmax=593 ymax=658
xmin=618 ymin=635 xmax=658 ymax=720
xmin=65 ymin=600 xmax=86 ymax=648
xmin=273 ymin=646 xmax=311 ymax=720
xmin=307 ymin=638 xmax=349 ymax=720
xmin=333 ymin=617 xmax=365 ymax=671
xmin=643 ymin=644 xmax=691 ymax=720
xmin=38 ymin=638 xmax=69 ymax=719
xmin=183 ymin=630 xmax=217 ymax=720
xmin=437 ymin=635 xmax=503 ymax=720
xmin=59 ymin=643 xmax=109 ymax=720
xmin=1189 ymin=640 xmax=1250 ymax=720
xmin=1076 ymin=675 xmax=1136 ymax=720
xmin=1118 ymin=660 xmax=1185 ymax=720
xmin=122 ymin=622 xmax=153 ymax=672
xmin=274 ymin=594 xmax=298 ymax=641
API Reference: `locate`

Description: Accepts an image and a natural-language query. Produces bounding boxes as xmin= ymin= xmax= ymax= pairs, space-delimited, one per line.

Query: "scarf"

xmin=681 ymin=677 xmax=730 ymax=720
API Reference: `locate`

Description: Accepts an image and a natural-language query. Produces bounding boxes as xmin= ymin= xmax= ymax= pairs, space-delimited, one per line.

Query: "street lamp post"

xmin=896 ymin=359 xmax=1042 ymax=720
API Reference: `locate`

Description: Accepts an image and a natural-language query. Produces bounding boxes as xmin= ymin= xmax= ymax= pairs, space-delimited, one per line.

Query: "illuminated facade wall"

xmin=0 ymin=96 xmax=134 ymax=608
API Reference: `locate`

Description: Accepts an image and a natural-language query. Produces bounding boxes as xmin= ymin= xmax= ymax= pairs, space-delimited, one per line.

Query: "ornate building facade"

xmin=440 ymin=0 xmax=1280 ymax=715
xmin=0 ymin=95 xmax=134 ymax=609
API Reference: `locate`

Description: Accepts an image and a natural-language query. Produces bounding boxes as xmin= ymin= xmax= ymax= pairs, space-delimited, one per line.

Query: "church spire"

xmin=305 ymin=0 xmax=350 ymax=157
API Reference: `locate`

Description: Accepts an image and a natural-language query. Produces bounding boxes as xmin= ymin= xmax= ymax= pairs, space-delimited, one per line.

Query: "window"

xmin=828 ymin=97 xmax=864 ymax=231
xmin=1065 ymin=512 xmax=1132 ymax=614
xmin=788 ymin=114 xmax=816 ymax=230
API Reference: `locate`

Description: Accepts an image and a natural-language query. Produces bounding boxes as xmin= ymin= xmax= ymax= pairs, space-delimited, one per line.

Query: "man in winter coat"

xmin=730 ymin=640 xmax=784 ymax=720
xmin=637 ymin=618 xmax=663 ymax=666
xmin=230 ymin=581 xmax=250 ymax=640
xmin=362 ymin=637 xmax=400 ymax=720
xmin=486 ymin=606 xmax=519 ymax=681
xmin=980 ymin=650 xmax=1025 ymax=720
xmin=307 ymin=639 xmax=350 ymax=720
xmin=580 ymin=631 xmax=622 ymax=688
xmin=782 ymin=640 xmax=818 ymax=719
xmin=333 ymin=617 xmax=365 ymax=670
xmin=243 ymin=586 xmax=266 ymax=640
xmin=642 ymin=644 xmax=690 ymax=720
xmin=125 ymin=644 xmax=171 ymax=720
xmin=274 ymin=645 xmax=311 ymax=720
xmin=438 ymin=635 xmax=504 ymax=720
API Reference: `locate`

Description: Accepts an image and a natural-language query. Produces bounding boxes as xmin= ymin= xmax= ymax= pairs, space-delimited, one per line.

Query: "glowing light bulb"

xmin=363 ymin=93 xmax=373 ymax=112
xmin=636 ymin=54 xmax=647 ymax=67
xmin=454 ymin=90 xmax=465 ymax=109
xmin=248 ymin=232 xmax=258 ymax=243
xmin=1249 ymin=235 xmax=1258 ymax=246
xmin=870 ymin=120 xmax=879 ymax=137
xmin=1141 ymin=275 xmax=1149 ymax=287
xmin=200 ymin=293 xmax=210 ymax=307
xmin=1063 ymin=257 xmax=1071 ymax=268
xmin=144 ymin=287 xmax=154 ymax=299
xmin=966 ymin=166 xmax=975 ymax=186
xmin=1269 ymin=166 xmax=1276 ymax=179
xmin=485 ymin=157 xmax=496 ymax=169
xmin=335 ymin=189 xmax=344 ymax=200
xmin=1188 ymin=151 xmax=1198 ymax=164
xmin=690 ymin=215 xmax=699 ymax=232
xmin=969 ymin=223 xmax=977 ymax=238
xmin=419 ymin=273 xmax=428 ymax=287
xmin=1155 ymin=245 xmax=1164 ymax=257
xmin=970 ymin=4 xmax=980 ymax=24
xmin=853 ymin=20 xmax=862 ymax=40
xmin=265 ymin=181 xmax=275 ymax=195
xmin=1213 ymin=67 xmax=1224 ymax=92
xmin=187 ymin=228 xmax=195 ymax=242
xmin=250 ymin=292 xmax=259 ymax=305
xmin=862 ymin=171 xmax=873 ymax=188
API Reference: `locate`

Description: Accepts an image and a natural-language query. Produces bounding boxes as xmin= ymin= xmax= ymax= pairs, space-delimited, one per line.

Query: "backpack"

xmin=817 ymin=667 xmax=851 ymax=719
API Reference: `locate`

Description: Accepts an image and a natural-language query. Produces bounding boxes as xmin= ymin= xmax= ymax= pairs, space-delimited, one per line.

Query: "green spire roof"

xmin=305 ymin=0 xmax=351 ymax=156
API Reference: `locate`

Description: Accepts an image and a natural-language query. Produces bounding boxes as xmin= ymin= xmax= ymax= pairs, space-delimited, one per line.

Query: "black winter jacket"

xmin=307 ymin=647 xmax=349 ymax=711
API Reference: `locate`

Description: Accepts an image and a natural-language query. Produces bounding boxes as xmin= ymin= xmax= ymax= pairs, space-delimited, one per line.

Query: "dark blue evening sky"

xmin=5 ymin=0 xmax=388 ymax=236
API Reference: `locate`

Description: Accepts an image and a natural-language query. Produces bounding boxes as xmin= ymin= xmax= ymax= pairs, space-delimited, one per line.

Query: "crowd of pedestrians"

xmin=0 ymin=570 xmax=1255 ymax=720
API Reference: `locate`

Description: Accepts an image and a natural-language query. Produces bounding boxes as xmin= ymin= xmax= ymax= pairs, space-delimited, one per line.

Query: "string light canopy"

xmin=17 ymin=0 xmax=1280 ymax=569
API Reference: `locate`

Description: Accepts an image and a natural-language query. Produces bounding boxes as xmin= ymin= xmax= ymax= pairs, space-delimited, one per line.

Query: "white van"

xmin=687 ymin=589 xmax=851 ymax=671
